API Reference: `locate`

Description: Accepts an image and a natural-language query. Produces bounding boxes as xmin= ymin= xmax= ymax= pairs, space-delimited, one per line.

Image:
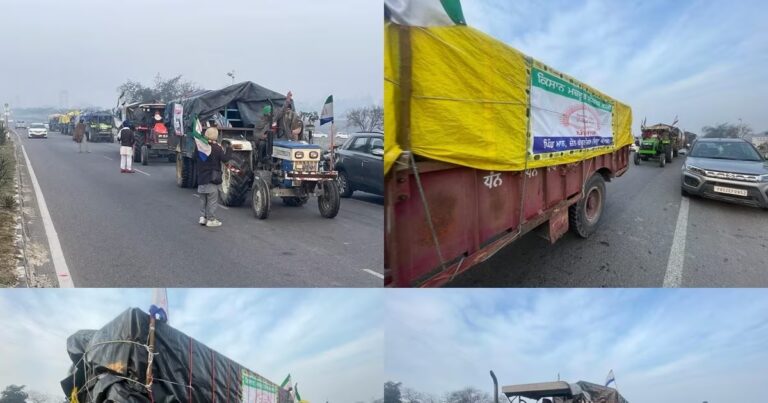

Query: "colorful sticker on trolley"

xmin=483 ymin=172 xmax=502 ymax=189
xmin=530 ymin=67 xmax=613 ymax=154
xmin=241 ymin=370 xmax=277 ymax=403
xmin=173 ymin=103 xmax=183 ymax=136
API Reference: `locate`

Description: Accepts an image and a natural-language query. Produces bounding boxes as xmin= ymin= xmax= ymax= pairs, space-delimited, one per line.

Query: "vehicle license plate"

xmin=713 ymin=186 xmax=748 ymax=196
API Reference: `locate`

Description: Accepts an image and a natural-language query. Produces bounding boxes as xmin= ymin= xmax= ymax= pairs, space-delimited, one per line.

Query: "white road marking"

xmin=19 ymin=141 xmax=74 ymax=287
xmin=102 ymin=155 xmax=113 ymax=161
xmin=363 ymin=269 xmax=384 ymax=279
xmin=663 ymin=196 xmax=690 ymax=287
xmin=134 ymin=168 xmax=150 ymax=176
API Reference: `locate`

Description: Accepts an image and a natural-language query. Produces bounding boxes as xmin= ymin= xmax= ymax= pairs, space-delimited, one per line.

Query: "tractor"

xmin=634 ymin=123 xmax=682 ymax=167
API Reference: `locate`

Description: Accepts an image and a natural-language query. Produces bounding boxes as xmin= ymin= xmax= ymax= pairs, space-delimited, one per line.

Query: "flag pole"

xmin=330 ymin=120 xmax=335 ymax=171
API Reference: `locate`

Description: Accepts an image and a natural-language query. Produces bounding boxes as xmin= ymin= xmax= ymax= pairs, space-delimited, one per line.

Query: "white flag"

xmin=149 ymin=288 xmax=169 ymax=322
xmin=385 ymin=0 xmax=466 ymax=26
xmin=605 ymin=369 xmax=615 ymax=387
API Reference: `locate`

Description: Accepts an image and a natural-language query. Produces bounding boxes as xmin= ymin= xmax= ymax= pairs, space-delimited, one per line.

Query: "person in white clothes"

xmin=117 ymin=122 xmax=135 ymax=173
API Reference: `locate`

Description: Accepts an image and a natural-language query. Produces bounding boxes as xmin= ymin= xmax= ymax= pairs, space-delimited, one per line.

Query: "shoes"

xmin=121 ymin=169 xmax=126 ymax=173
xmin=127 ymin=169 xmax=135 ymax=173
xmin=206 ymin=219 xmax=222 ymax=227
xmin=199 ymin=216 xmax=207 ymax=225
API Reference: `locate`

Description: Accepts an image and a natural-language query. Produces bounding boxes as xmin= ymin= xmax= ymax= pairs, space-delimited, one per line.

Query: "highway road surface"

xmin=448 ymin=152 xmax=768 ymax=287
xmin=13 ymin=129 xmax=383 ymax=287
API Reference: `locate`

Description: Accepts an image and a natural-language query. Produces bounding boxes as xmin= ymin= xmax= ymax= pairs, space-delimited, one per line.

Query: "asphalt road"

xmin=15 ymin=129 xmax=383 ymax=287
xmin=449 ymin=152 xmax=768 ymax=287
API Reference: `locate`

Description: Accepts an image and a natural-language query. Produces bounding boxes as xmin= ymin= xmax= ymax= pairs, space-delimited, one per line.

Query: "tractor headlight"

xmin=294 ymin=151 xmax=304 ymax=159
xmin=309 ymin=151 xmax=319 ymax=159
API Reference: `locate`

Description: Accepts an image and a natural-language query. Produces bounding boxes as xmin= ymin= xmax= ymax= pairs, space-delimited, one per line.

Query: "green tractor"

xmin=634 ymin=122 xmax=682 ymax=167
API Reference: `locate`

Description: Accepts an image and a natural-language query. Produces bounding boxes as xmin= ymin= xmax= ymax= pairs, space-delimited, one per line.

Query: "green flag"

xmin=280 ymin=374 xmax=293 ymax=390
xmin=385 ymin=0 xmax=466 ymax=26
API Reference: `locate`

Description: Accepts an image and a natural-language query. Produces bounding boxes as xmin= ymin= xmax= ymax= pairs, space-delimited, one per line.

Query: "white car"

xmin=15 ymin=120 xmax=27 ymax=129
xmin=27 ymin=123 xmax=48 ymax=138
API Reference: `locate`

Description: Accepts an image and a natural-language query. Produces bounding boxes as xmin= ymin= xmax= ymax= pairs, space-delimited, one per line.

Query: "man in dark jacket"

xmin=118 ymin=122 xmax=135 ymax=173
xmin=197 ymin=127 xmax=232 ymax=227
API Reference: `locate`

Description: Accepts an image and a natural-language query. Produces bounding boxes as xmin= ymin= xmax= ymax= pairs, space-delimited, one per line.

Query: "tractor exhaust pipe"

xmin=490 ymin=370 xmax=499 ymax=403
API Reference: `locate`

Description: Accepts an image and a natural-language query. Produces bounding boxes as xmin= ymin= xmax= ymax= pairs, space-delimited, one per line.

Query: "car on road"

xmin=681 ymin=138 xmax=768 ymax=208
xmin=27 ymin=123 xmax=48 ymax=138
xmin=15 ymin=120 xmax=27 ymax=129
xmin=332 ymin=132 xmax=383 ymax=197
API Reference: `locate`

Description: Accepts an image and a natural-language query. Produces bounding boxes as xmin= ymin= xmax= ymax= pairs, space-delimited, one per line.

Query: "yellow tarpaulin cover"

xmin=384 ymin=23 xmax=632 ymax=174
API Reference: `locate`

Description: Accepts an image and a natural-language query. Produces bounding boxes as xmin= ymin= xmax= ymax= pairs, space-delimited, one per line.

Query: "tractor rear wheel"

xmin=251 ymin=177 xmax=271 ymax=219
xmin=318 ymin=180 xmax=341 ymax=218
xmin=219 ymin=156 xmax=250 ymax=207
xmin=659 ymin=152 xmax=666 ymax=167
xmin=569 ymin=173 xmax=605 ymax=238
xmin=141 ymin=145 xmax=149 ymax=166
xmin=176 ymin=154 xmax=195 ymax=188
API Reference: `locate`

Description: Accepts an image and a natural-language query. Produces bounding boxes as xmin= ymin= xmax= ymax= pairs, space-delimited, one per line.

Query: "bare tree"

xmin=702 ymin=122 xmax=753 ymax=139
xmin=445 ymin=387 xmax=493 ymax=403
xmin=117 ymin=74 xmax=202 ymax=104
xmin=384 ymin=381 xmax=402 ymax=403
xmin=346 ymin=105 xmax=383 ymax=132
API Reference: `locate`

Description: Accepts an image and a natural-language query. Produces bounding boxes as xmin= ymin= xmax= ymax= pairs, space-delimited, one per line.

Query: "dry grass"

xmin=0 ymin=143 xmax=18 ymax=286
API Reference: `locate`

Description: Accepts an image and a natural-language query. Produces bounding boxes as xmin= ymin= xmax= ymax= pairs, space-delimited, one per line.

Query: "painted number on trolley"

xmin=483 ymin=172 xmax=503 ymax=189
xmin=525 ymin=169 xmax=538 ymax=178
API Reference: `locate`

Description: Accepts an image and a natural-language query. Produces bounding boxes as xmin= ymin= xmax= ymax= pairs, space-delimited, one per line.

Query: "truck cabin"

xmin=501 ymin=381 xmax=586 ymax=403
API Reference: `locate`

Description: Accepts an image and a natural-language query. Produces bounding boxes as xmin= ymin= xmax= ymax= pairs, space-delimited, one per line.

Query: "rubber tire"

xmin=219 ymin=156 xmax=249 ymax=207
xmin=251 ymin=177 xmax=271 ymax=219
xmin=568 ymin=173 xmax=606 ymax=238
xmin=176 ymin=154 xmax=195 ymax=188
xmin=681 ymin=187 xmax=689 ymax=197
xmin=633 ymin=152 xmax=640 ymax=165
xmin=133 ymin=144 xmax=141 ymax=163
xmin=673 ymin=149 xmax=679 ymax=158
xmin=665 ymin=146 xmax=673 ymax=162
xmin=338 ymin=170 xmax=354 ymax=198
xmin=659 ymin=152 xmax=666 ymax=168
xmin=141 ymin=145 xmax=149 ymax=166
xmin=318 ymin=180 xmax=341 ymax=219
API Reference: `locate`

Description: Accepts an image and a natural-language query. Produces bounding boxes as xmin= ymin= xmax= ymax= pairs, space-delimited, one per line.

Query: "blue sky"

xmin=0 ymin=289 xmax=383 ymax=402
xmin=461 ymin=0 xmax=768 ymax=135
xmin=385 ymin=289 xmax=768 ymax=402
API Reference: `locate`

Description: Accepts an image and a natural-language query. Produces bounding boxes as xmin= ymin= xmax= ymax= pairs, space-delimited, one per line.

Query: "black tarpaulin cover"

xmin=168 ymin=81 xmax=286 ymax=134
xmin=61 ymin=308 xmax=292 ymax=403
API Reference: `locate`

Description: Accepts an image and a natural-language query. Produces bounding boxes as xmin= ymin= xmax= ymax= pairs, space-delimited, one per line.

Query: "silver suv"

xmin=681 ymin=138 xmax=768 ymax=208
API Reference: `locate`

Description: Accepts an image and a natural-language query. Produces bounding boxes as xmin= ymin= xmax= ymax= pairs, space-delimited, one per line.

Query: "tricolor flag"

xmin=320 ymin=95 xmax=333 ymax=126
xmin=280 ymin=374 xmax=293 ymax=391
xmin=149 ymin=288 xmax=169 ymax=322
xmin=191 ymin=115 xmax=212 ymax=161
xmin=605 ymin=369 xmax=615 ymax=387
xmin=385 ymin=0 xmax=466 ymax=26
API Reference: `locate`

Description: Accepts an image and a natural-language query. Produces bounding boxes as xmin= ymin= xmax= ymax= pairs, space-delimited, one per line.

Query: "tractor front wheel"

xmin=318 ymin=180 xmax=340 ymax=218
xmin=659 ymin=152 xmax=666 ymax=167
xmin=633 ymin=152 xmax=640 ymax=165
xmin=251 ymin=177 xmax=271 ymax=219
xmin=141 ymin=145 xmax=149 ymax=166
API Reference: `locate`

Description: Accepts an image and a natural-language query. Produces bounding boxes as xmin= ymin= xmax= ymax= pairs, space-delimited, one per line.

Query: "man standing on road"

xmin=73 ymin=119 xmax=89 ymax=153
xmin=118 ymin=122 xmax=135 ymax=173
xmin=196 ymin=127 xmax=232 ymax=227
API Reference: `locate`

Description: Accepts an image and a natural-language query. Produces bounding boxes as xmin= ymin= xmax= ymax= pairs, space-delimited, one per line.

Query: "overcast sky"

xmin=462 ymin=0 xmax=768 ymax=135
xmin=386 ymin=289 xmax=768 ymax=402
xmin=0 ymin=0 xmax=382 ymax=113
xmin=0 ymin=289 xmax=383 ymax=402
